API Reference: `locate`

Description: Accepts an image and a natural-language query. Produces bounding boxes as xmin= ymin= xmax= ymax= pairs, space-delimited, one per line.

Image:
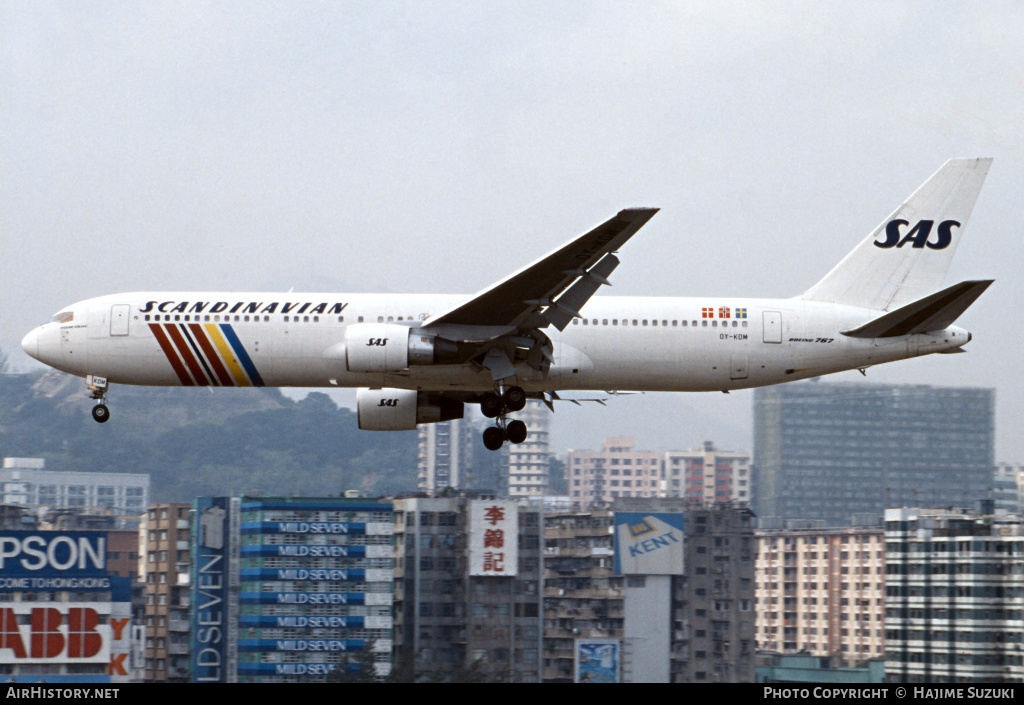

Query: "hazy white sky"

xmin=3 ymin=2 xmax=1023 ymax=460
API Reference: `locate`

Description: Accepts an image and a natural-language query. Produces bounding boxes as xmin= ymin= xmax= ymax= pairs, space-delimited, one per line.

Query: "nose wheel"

xmin=91 ymin=404 xmax=110 ymax=424
xmin=480 ymin=386 xmax=529 ymax=451
xmin=87 ymin=375 xmax=111 ymax=424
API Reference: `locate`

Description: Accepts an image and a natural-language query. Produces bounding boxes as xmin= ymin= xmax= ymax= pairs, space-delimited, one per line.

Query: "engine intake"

xmin=356 ymin=388 xmax=464 ymax=430
xmin=345 ymin=323 xmax=459 ymax=373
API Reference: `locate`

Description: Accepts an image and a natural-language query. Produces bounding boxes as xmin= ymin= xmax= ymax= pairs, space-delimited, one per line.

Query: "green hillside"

xmin=0 ymin=370 xmax=418 ymax=503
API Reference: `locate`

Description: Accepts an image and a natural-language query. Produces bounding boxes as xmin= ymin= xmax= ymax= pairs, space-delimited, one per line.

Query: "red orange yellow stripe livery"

xmin=148 ymin=323 xmax=263 ymax=387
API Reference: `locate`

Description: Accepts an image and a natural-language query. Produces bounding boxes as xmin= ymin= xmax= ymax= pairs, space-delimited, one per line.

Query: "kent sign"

xmin=613 ymin=513 xmax=685 ymax=575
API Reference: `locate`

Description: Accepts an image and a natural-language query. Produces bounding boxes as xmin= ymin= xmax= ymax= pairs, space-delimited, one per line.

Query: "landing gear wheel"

xmin=503 ymin=386 xmax=527 ymax=412
xmin=480 ymin=392 xmax=503 ymax=418
xmin=482 ymin=426 xmax=505 ymax=451
xmin=506 ymin=419 xmax=528 ymax=444
xmin=91 ymin=404 xmax=110 ymax=424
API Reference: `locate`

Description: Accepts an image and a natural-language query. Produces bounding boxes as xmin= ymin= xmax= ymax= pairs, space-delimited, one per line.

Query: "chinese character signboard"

xmin=613 ymin=513 xmax=685 ymax=575
xmin=469 ymin=500 xmax=518 ymax=577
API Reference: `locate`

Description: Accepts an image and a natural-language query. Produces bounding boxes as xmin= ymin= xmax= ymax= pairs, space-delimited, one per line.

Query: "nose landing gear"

xmin=87 ymin=375 xmax=111 ymax=424
xmin=480 ymin=385 xmax=529 ymax=451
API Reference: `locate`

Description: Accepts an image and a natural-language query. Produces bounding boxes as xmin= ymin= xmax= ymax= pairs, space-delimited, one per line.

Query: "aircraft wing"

xmin=422 ymin=208 xmax=659 ymax=333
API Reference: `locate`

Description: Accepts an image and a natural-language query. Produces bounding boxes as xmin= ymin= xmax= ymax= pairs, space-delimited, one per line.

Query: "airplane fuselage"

xmin=22 ymin=291 xmax=970 ymax=394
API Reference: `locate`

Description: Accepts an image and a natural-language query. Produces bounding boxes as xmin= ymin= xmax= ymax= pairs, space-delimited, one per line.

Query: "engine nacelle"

xmin=356 ymin=388 xmax=464 ymax=431
xmin=345 ymin=324 xmax=459 ymax=373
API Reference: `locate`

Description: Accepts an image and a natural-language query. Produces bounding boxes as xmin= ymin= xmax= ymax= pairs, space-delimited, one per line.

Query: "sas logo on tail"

xmin=874 ymin=219 xmax=960 ymax=250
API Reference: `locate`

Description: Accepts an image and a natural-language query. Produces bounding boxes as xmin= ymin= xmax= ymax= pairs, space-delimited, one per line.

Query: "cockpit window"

xmin=50 ymin=311 xmax=74 ymax=324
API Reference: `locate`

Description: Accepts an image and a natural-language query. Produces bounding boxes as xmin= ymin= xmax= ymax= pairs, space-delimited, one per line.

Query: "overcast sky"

xmin=3 ymin=2 xmax=1023 ymax=461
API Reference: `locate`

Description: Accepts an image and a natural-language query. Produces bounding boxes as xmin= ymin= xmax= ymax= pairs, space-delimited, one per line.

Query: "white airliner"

xmin=22 ymin=159 xmax=993 ymax=450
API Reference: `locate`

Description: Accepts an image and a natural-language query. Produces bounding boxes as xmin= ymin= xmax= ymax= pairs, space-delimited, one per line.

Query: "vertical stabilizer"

xmin=801 ymin=158 xmax=992 ymax=311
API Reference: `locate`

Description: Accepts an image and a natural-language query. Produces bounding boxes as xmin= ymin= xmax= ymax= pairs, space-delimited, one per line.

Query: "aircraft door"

xmin=110 ymin=305 xmax=130 ymax=336
xmin=762 ymin=311 xmax=782 ymax=344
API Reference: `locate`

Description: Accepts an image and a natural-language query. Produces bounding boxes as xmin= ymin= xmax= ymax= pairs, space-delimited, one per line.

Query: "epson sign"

xmin=0 ymin=532 xmax=106 ymax=575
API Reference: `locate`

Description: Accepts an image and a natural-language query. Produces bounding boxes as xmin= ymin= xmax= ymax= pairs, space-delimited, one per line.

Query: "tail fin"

xmin=801 ymin=158 xmax=992 ymax=311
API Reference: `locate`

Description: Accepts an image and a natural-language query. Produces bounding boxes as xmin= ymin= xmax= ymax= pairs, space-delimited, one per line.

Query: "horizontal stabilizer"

xmin=841 ymin=279 xmax=993 ymax=338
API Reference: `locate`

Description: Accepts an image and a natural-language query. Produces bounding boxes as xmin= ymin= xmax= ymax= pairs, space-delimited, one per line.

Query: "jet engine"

xmin=356 ymin=388 xmax=464 ymax=431
xmin=344 ymin=324 xmax=459 ymax=373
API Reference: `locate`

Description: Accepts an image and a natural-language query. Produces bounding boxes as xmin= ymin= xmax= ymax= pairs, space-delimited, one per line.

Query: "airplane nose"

xmin=21 ymin=328 xmax=39 ymax=361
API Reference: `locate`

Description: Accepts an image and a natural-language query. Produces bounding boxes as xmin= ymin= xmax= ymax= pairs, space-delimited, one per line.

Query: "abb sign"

xmin=0 ymin=604 xmax=128 ymax=665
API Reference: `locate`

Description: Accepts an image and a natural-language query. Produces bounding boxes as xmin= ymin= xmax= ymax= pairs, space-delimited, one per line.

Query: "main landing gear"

xmin=87 ymin=375 xmax=110 ymax=424
xmin=480 ymin=386 xmax=528 ymax=451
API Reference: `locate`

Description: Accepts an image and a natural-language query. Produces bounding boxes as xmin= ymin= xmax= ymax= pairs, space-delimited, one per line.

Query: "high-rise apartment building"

xmin=753 ymin=383 xmax=994 ymax=524
xmin=755 ymin=524 xmax=886 ymax=665
xmin=994 ymin=462 xmax=1024 ymax=515
xmin=141 ymin=503 xmax=192 ymax=682
xmin=392 ymin=493 xmax=543 ymax=682
xmin=542 ymin=509 xmax=621 ymax=682
xmin=885 ymin=506 xmax=1024 ymax=683
xmin=664 ymin=441 xmax=751 ymax=504
xmin=418 ymin=418 xmax=477 ymax=494
xmin=567 ymin=437 xmax=661 ymax=510
xmin=503 ymin=400 xmax=552 ymax=499
xmin=614 ymin=497 xmax=757 ymax=683
xmin=191 ymin=495 xmax=395 ymax=683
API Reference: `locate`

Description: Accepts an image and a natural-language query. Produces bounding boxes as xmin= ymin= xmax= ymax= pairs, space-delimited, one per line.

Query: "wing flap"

xmin=544 ymin=254 xmax=620 ymax=331
xmin=841 ymin=279 xmax=993 ymax=338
